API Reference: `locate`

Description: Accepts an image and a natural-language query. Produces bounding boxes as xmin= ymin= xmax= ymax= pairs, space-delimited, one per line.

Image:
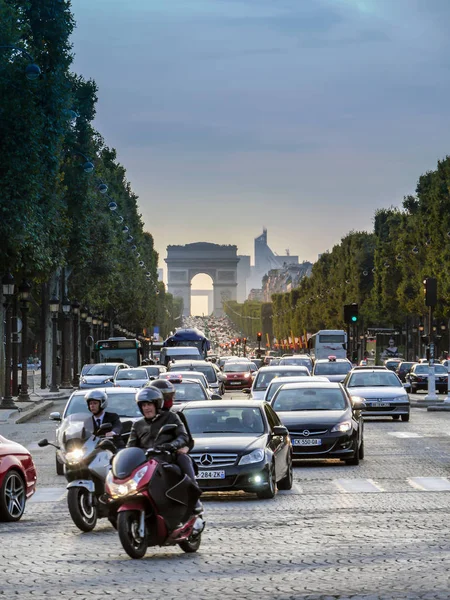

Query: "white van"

xmin=160 ymin=346 xmax=202 ymax=367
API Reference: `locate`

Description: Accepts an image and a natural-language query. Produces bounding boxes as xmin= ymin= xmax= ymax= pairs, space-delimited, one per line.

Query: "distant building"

xmin=248 ymin=288 xmax=263 ymax=301
xmin=262 ymin=262 xmax=313 ymax=301
xmin=236 ymin=255 xmax=251 ymax=302
xmin=157 ymin=268 xmax=164 ymax=281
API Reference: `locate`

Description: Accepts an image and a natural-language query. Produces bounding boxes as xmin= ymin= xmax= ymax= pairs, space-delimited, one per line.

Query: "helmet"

xmin=149 ymin=379 xmax=175 ymax=410
xmin=135 ymin=387 xmax=164 ymax=414
xmin=142 ymin=358 xmax=150 ymax=365
xmin=85 ymin=389 xmax=108 ymax=411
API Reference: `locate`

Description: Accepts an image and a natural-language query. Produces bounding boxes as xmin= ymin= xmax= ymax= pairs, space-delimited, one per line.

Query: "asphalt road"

xmin=1 ymin=393 xmax=450 ymax=600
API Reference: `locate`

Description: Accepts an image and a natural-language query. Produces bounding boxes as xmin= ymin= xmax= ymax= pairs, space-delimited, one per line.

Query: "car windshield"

xmin=85 ymin=364 xmax=117 ymax=376
xmin=254 ymin=370 xmax=310 ymax=390
xmin=398 ymin=363 xmax=414 ymax=371
xmin=434 ymin=365 xmax=447 ymax=374
xmin=265 ymin=378 xmax=310 ymax=401
xmin=224 ymin=363 xmax=252 ymax=373
xmin=184 ymin=406 xmax=264 ymax=434
xmin=279 ymin=358 xmax=311 ymax=368
xmin=116 ymin=369 xmax=148 ymax=380
xmin=171 ymin=365 xmax=216 ymax=383
xmin=347 ymin=371 xmax=401 ymax=387
xmin=173 ymin=382 xmax=208 ymax=402
xmin=64 ymin=392 xmax=142 ymax=417
xmin=273 ymin=388 xmax=347 ymax=411
xmin=414 ymin=365 xmax=430 ymax=374
xmin=314 ymin=362 xmax=352 ymax=375
xmin=143 ymin=366 xmax=163 ymax=377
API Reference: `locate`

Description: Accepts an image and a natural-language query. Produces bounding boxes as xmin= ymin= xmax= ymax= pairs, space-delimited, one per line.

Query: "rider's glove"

xmin=158 ymin=442 xmax=176 ymax=452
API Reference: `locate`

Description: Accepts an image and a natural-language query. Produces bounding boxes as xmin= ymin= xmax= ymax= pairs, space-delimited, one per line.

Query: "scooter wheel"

xmin=67 ymin=487 xmax=97 ymax=532
xmin=179 ymin=533 xmax=202 ymax=553
xmin=118 ymin=510 xmax=147 ymax=559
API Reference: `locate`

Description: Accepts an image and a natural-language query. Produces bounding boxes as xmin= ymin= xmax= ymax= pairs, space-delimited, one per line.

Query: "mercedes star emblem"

xmin=200 ymin=453 xmax=213 ymax=466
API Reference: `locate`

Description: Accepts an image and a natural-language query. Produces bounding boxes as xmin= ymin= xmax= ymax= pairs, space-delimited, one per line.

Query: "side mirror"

xmin=351 ymin=396 xmax=366 ymax=410
xmin=272 ymin=425 xmax=288 ymax=436
xmin=99 ymin=422 xmax=113 ymax=432
xmin=49 ymin=412 xmax=61 ymax=421
xmin=155 ymin=423 xmax=177 ymax=442
xmin=211 ymin=393 xmax=222 ymax=400
xmin=242 ymin=388 xmax=251 ymax=395
xmin=38 ymin=438 xmax=49 ymax=447
xmin=403 ymin=382 xmax=411 ymax=390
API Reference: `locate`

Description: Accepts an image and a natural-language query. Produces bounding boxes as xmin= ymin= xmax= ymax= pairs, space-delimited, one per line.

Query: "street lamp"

xmin=71 ymin=299 xmax=80 ymax=387
xmin=18 ymin=280 xmax=32 ymax=401
xmin=60 ymin=296 xmax=72 ymax=388
xmin=49 ymin=294 xmax=60 ymax=392
xmin=0 ymin=45 xmax=41 ymax=80
xmin=0 ymin=274 xmax=15 ymax=409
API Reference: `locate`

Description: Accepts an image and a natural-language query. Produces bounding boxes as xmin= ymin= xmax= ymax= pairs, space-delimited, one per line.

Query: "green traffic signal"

xmin=351 ymin=316 xmax=358 ymax=322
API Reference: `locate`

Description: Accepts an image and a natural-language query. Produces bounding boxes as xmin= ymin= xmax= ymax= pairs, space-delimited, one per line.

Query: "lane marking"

xmin=29 ymin=487 xmax=67 ymax=503
xmin=388 ymin=432 xmax=422 ymax=438
xmin=334 ymin=479 xmax=384 ymax=493
xmin=408 ymin=477 xmax=450 ymax=492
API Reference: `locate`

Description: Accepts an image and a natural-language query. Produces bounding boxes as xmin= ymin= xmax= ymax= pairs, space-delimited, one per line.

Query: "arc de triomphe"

xmin=165 ymin=243 xmax=239 ymax=316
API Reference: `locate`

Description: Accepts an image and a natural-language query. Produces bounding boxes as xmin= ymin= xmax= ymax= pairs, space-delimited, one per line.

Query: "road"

xmin=1 ymin=394 xmax=450 ymax=600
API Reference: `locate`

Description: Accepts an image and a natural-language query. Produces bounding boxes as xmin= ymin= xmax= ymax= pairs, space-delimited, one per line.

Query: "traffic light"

xmin=344 ymin=304 xmax=359 ymax=324
xmin=243 ymin=337 xmax=247 ymax=345
xmin=423 ymin=277 xmax=437 ymax=307
xmin=257 ymin=332 xmax=262 ymax=342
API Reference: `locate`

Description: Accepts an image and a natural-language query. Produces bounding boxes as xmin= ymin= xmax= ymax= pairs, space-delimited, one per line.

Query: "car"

xmin=384 ymin=358 xmax=403 ymax=372
xmin=312 ymin=356 xmax=353 ymax=383
xmin=343 ymin=368 xmax=410 ymax=421
xmin=170 ymin=378 xmax=221 ymax=410
xmin=168 ymin=360 xmax=224 ymax=396
xmin=141 ymin=365 xmax=167 ymax=380
xmin=246 ymin=365 xmax=313 ymax=400
xmin=161 ymin=371 xmax=212 ymax=396
xmin=222 ymin=361 xmax=255 ymax=390
xmin=351 ymin=365 xmax=388 ymax=371
xmin=395 ymin=361 xmax=416 ymax=383
xmin=269 ymin=381 xmax=365 ymax=465
xmin=50 ymin=387 xmax=143 ymax=474
xmin=278 ymin=355 xmax=313 ymax=371
xmin=406 ymin=363 xmax=448 ymax=394
xmin=114 ymin=367 xmax=150 ymax=388
xmin=181 ymin=400 xmax=292 ymax=498
xmin=0 ymin=434 xmax=37 ymax=521
xmin=263 ymin=375 xmax=330 ymax=403
xmin=79 ymin=363 xmax=130 ymax=389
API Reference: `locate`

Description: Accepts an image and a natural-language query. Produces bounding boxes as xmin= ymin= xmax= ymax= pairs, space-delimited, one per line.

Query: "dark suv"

xmin=395 ymin=361 xmax=416 ymax=383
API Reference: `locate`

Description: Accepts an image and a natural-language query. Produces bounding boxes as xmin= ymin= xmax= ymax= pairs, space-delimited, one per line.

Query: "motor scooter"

xmin=105 ymin=424 xmax=205 ymax=559
xmin=38 ymin=413 xmax=122 ymax=531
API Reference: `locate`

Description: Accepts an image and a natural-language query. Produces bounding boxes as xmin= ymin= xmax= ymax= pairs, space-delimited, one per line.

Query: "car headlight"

xmin=331 ymin=420 xmax=352 ymax=433
xmin=65 ymin=448 xmax=85 ymax=464
xmin=239 ymin=449 xmax=265 ymax=465
xmin=392 ymin=395 xmax=408 ymax=402
xmin=106 ymin=465 xmax=148 ymax=498
xmin=244 ymin=373 xmax=251 ymax=378
xmin=80 ymin=377 xmax=86 ymax=384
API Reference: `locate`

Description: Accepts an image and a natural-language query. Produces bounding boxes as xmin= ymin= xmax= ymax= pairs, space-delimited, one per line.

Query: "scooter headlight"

xmin=106 ymin=466 xmax=148 ymax=498
xmin=65 ymin=448 xmax=85 ymax=464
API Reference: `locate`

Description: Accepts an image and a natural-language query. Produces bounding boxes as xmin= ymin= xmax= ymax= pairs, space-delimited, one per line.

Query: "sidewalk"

xmin=0 ymin=371 xmax=72 ymax=425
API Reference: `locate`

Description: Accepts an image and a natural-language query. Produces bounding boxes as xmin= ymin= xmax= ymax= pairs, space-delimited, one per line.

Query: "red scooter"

xmin=105 ymin=425 xmax=204 ymax=559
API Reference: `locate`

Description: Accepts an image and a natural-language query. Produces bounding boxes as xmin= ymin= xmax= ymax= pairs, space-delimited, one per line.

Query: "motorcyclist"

xmin=127 ymin=387 xmax=203 ymax=513
xmin=85 ymin=389 xmax=124 ymax=447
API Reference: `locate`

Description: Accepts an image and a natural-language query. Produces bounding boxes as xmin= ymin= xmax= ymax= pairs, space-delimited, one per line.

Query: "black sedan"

xmin=407 ymin=363 xmax=448 ymax=393
xmin=270 ymin=382 xmax=365 ymax=465
xmin=182 ymin=400 xmax=293 ymax=499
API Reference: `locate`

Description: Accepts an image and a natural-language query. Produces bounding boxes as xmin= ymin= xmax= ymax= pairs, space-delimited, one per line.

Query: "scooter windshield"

xmin=60 ymin=413 xmax=95 ymax=448
xmin=112 ymin=447 xmax=147 ymax=480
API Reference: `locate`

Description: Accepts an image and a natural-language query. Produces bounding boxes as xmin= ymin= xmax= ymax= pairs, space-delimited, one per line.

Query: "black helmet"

xmin=135 ymin=387 xmax=164 ymax=414
xmin=149 ymin=379 xmax=175 ymax=409
xmin=85 ymin=389 xmax=108 ymax=410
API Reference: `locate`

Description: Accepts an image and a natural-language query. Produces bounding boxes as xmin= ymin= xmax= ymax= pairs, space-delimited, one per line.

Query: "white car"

xmin=113 ymin=368 xmax=150 ymax=388
xmin=79 ymin=363 xmax=130 ymax=389
xmin=312 ymin=357 xmax=353 ymax=383
xmin=343 ymin=368 xmax=410 ymax=421
xmin=246 ymin=366 xmax=313 ymax=400
xmin=263 ymin=375 xmax=330 ymax=403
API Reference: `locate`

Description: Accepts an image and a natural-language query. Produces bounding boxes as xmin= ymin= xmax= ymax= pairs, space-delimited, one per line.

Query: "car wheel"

xmin=401 ymin=414 xmax=410 ymax=422
xmin=392 ymin=415 xmax=400 ymax=420
xmin=410 ymin=387 xmax=417 ymax=394
xmin=277 ymin=455 xmax=293 ymax=490
xmin=56 ymin=455 xmax=64 ymax=476
xmin=0 ymin=470 xmax=26 ymax=522
xmin=345 ymin=441 xmax=360 ymax=466
xmin=256 ymin=463 xmax=276 ymax=499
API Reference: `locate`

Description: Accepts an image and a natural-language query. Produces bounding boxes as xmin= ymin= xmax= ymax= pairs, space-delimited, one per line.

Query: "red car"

xmin=0 ymin=434 xmax=37 ymax=521
xmin=223 ymin=361 xmax=254 ymax=390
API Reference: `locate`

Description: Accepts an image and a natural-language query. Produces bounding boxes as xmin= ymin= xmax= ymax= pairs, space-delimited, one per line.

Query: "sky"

xmin=70 ymin=0 xmax=450 ymax=310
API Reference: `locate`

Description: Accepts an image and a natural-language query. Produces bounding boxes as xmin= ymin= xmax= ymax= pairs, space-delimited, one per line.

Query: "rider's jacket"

xmin=126 ymin=410 xmax=189 ymax=450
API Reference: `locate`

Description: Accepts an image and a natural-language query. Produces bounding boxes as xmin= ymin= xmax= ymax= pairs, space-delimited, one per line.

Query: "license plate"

xmin=293 ymin=438 xmax=321 ymax=446
xmin=370 ymin=402 xmax=389 ymax=407
xmin=230 ymin=381 xmax=241 ymax=385
xmin=196 ymin=470 xmax=225 ymax=479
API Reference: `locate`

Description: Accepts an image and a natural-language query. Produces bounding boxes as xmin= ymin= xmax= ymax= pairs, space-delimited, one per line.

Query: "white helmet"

xmin=85 ymin=389 xmax=108 ymax=411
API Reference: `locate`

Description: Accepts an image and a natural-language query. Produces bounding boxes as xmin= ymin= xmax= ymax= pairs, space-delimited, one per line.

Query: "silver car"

xmin=79 ymin=363 xmax=130 ymax=389
xmin=113 ymin=368 xmax=150 ymax=388
xmin=343 ymin=368 xmax=410 ymax=421
xmin=312 ymin=358 xmax=353 ymax=383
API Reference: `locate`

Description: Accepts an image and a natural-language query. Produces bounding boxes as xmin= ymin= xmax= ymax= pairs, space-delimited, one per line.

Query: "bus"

xmin=94 ymin=337 xmax=142 ymax=367
xmin=308 ymin=330 xmax=347 ymax=361
xmin=162 ymin=328 xmax=210 ymax=359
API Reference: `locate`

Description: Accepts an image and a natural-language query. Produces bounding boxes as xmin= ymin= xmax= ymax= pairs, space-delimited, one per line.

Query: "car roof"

xmin=314 ymin=358 xmax=351 ymax=363
xmin=349 ymin=368 xmax=394 ymax=374
xmin=181 ymin=399 xmax=267 ymax=410
xmin=256 ymin=365 xmax=311 ymax=372
xmin=70 ymin=387 xmax=140 ymax=396
xmin=170 ymin=360 xmax=212 ymax=367
xmin=278 ymin=381 xmax=342 ymax=390
xmin=351 ymin=365 xmax=388 ymax=370
xmin=268 ymin=376 xmax=329 ymax=384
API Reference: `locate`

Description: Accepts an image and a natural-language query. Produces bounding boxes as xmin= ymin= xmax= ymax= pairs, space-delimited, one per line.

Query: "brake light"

xmin=328 ymin=355 xmax=337 ymax=362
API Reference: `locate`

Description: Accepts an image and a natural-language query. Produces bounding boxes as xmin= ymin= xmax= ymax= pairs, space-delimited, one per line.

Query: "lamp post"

xmin=0 ymin=45 xmax=41 ymax=80
xmin=72 ymin=300 xmax=80 ymax=387
xmin=18 ymin=280 xmax=32 ymax=401
xmin=60 ymin=296 xmax=72 ymax=388
xmin=0 ymin=274 xmax=15 ymax=409
xmin=86 ymin=314 xmax=93 ymax=363
xmin=49 ymin=295 xmax=60 ymax=392
xmin=80 ymin=307 xmax=88 ymax=366
xmin=92 ymin=317 xmax=98 ymax=343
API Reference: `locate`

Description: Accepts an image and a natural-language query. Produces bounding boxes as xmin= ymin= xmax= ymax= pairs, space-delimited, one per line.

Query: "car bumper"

xmin=362 ymin=402 xmax=410 ymax=416
xmin=224 ymin=380 xmax=252 ymax=389
xmin=289 ymin=432 xmax=357 ymax=459
xmin=411 ymin=381 xmax=447 ymax=391
xmin=79 ymin=382 xmax=114 ymax=389
xmin=196 ymin=462 xmax=271 ymax=493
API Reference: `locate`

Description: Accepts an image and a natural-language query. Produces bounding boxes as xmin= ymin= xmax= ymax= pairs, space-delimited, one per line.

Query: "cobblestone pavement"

xmin=1 ymin=397 xmax=450 ymax=600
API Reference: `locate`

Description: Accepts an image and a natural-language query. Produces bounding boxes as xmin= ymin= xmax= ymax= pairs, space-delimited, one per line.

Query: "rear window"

xmin=65 ymin=392 xmax=141 ymax=417
xmin=173 ymin=383 xmax=208 ymax=402
xmin=314 ymin=362 xmax=352 ymax=375
xmin=254 ymin=369 xmax=310 ymax=391
xmin=273 ymin=387 xmax=347 ymax=411
xmin=171 ymin=365 xmax=216 ymax=383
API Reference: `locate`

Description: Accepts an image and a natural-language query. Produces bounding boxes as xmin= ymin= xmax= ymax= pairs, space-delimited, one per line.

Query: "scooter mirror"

xmin=38 ymin=438 xmax=49 ymax=447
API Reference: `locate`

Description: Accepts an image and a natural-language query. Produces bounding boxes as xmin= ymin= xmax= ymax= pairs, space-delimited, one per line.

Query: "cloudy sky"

xmin=71 ymin=0 xmax=450 ymax=275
